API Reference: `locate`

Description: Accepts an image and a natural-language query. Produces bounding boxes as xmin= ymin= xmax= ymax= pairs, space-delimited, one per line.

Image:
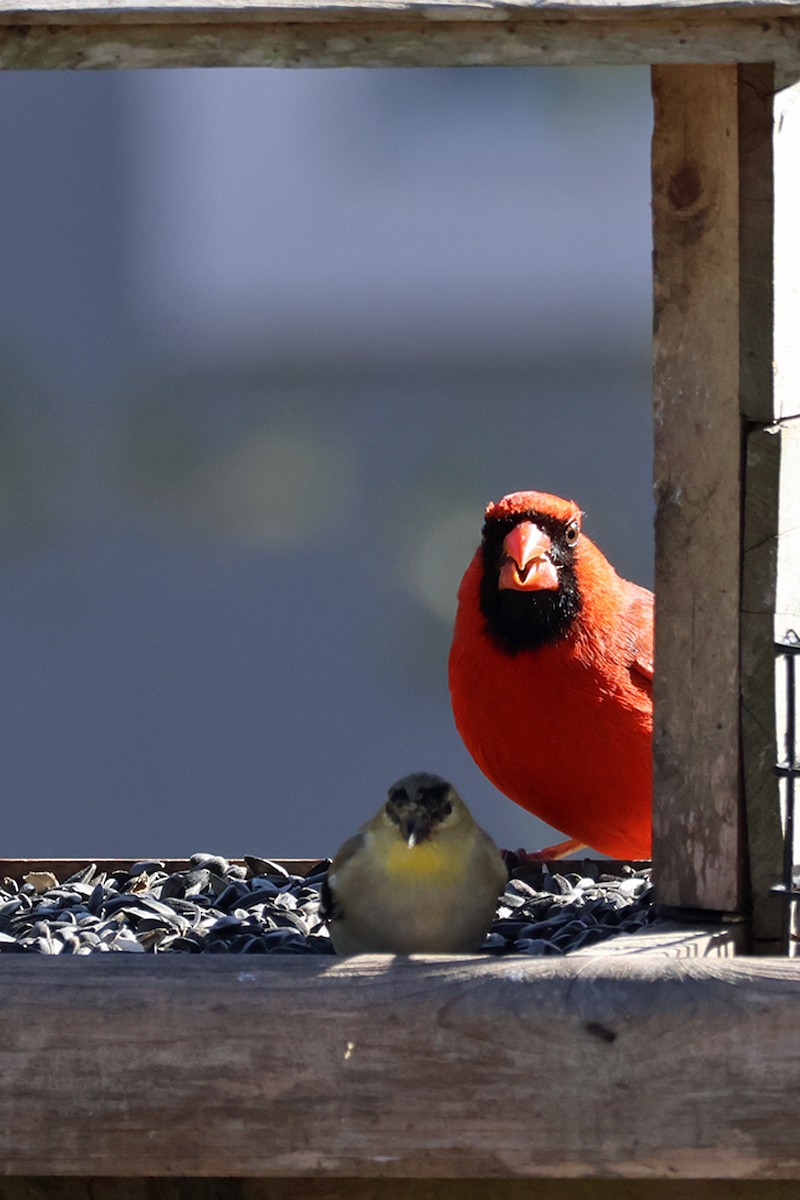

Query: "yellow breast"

xmin=383 ymin=837 xmax=467 ymax=884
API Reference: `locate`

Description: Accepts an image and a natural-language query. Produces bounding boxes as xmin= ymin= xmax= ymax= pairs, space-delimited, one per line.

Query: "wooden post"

xmin=740 ymin=66 xmax=800 ymax=951
xmin=652 ymin=63 xmax=800 ymax=926
xmin=651 ymin=65 xmax=745 ymax=915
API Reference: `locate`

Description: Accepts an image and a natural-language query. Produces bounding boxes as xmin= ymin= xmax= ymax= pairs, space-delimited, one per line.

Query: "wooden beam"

xmin=4 ymin=0 xmax=800 ymax=23
xmin=569 ymin=918 xmax=746 ymax=957
xmin=739 ymin=66 xmax=800 ymax=951
xmin=3 ymin=1182 xmax=800 ymax=1200
xmin=3 ymin=0 xmax=800 ymax=69
xmin=1 ymin=955 xmax=799 ymax=1177
xmin=15 ymin=0 xmax=800 ymax=20
xmin=742 ymin=420 xmax=800 ymax=950
xmin=651 ymin=65 xmax=744 ymax=915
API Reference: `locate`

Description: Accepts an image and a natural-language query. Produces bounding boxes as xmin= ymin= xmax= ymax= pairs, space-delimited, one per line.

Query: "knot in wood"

xmin=668 ymin=163 xmax=703 ymax=213
xmin=585 ymin=1022 xmax=617 ymax=1044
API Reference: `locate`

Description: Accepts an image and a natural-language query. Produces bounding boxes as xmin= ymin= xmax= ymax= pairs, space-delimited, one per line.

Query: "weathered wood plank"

xmin=771 ymin=71 xmax=800 ymax=422
xmin=737 ymin=65 xmax=800 ymax=948
xmin=739 ymin=66 xmax=800 ymax=427
xmin=651 ymin=65 xmax=744 ymax=915
xmin=570 ymin=918 xmax=746 ymax=956
xmin=4 ymin=0 xmax=800 ymax=22
xmin=742 ymin=420 xmax=800 ymax=950
xmin=2 ymin=2 xmax=800 ymax=68
xmin=738 ymin=64 xmax=778 ymax=427
xmin=3 ymin=1182 xmax=800 ymax=1200
xmin=0 ymin=955 xmax=799 ymax=1177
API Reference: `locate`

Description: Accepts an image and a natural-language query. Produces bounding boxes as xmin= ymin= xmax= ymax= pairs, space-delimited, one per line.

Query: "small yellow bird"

xmin=321 ymin=772 xmax=508 ymax=955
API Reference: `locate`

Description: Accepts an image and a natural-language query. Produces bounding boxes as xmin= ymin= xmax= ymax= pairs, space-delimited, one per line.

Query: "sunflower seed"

xmin=0 ymin=853 xmax=652 ymax=957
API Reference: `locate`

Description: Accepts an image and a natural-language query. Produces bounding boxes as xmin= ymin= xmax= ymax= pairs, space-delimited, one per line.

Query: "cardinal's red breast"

xmin=448 ymin=491 xmax=653 ymax=859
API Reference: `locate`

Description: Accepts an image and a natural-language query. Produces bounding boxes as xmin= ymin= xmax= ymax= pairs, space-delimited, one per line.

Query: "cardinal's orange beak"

xmin=498 ymin=521 xmax=560 ymax=592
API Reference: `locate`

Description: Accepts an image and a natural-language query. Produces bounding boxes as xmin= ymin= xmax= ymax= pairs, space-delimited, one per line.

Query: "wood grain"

xmin=0 ymin=954 xmax=799 ymax=1177
xmin=2 ymin=0 xmax=800 ymax=21
xmin=2 ymin=1 xmax=800 ymax=68
xmin=771 ymin=70 xmax=800 ymax=422
xmin=737 ymin=67 xmax=800 ymax=948
xmin=5 ymin=1182 xmax=800 ymax=1200
xmin=4 ymin=1182 xmax=800 ymax=1200
xmin=651 ymin=65 xmax=744 ymax=915
xmin=742 ymin=419 xmax=800 ymax=949
xmin=569 ymin=918 xmax=746 ymax=956
xmin=738 ymin=65 xmax=800 ymax=427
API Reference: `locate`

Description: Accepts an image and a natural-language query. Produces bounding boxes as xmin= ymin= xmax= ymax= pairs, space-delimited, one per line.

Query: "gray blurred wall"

xmin=0 ymin=66 xmax=653 ymax=858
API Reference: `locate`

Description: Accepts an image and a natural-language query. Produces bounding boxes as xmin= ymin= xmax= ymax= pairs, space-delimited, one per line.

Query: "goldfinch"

xmin=321 ymin=772 xmax=507 ymax=955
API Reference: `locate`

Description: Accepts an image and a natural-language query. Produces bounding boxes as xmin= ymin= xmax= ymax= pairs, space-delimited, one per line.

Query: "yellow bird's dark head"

xmin=383 ymin=772 xmax=462 ymax=848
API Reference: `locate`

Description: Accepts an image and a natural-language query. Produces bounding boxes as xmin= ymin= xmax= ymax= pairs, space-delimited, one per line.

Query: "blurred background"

xmin=0 ymin=65 xmax=653 ymax=860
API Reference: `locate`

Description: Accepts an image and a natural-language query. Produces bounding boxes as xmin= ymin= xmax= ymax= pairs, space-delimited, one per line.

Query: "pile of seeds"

xmin=0 ymin=855 xmax=332 ymax=956
xmin=486 ymin=855 xmax=654 ymax=955
xmin=0 ymin=853 xmax=653 ymax=956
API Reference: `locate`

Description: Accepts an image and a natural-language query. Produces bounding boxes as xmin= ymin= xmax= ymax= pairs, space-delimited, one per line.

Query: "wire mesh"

xmin=772 ymin=630 xmax=800 ymax=955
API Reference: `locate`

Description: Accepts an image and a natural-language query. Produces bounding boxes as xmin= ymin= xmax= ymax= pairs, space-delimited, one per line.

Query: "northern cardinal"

xmin=321 ymin=772 xmax=507 ymax=954
xmin=448 ymin=491 xmax=653 ymax=859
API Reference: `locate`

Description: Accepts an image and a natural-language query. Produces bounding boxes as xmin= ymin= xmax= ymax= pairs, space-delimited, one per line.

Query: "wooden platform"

xmin=1 ymin=945 xmax=795 ymax=1180
xmin=1 ymin=0 xmax=800 ymax=1192
xmin=3 ymin=0 xmax=800 ymax=70
xmin=0 ymin=856 xmax=768 ymax=1182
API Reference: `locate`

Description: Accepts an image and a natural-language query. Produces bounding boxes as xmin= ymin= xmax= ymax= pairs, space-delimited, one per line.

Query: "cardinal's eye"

xmin=565 ymin=521 xmax=580 ymax=545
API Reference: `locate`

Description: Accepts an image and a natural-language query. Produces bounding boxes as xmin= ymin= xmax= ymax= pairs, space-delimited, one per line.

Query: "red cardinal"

xmin=448 ymin=490 xmax=653 ymax=859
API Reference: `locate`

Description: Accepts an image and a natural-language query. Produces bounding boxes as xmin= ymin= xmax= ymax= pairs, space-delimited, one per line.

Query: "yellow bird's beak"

xmin=399 ymin=811 xmax=434 ymax=848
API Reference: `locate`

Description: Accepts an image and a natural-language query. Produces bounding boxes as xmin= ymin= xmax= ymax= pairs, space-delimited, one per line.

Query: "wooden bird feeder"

xmin=1 ymin=3 xmax=800 ymax=1197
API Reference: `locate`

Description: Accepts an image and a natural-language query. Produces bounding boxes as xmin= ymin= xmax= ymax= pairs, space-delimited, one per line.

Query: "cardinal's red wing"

xmin=623 ymin=580 xmax=654 ymax=687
